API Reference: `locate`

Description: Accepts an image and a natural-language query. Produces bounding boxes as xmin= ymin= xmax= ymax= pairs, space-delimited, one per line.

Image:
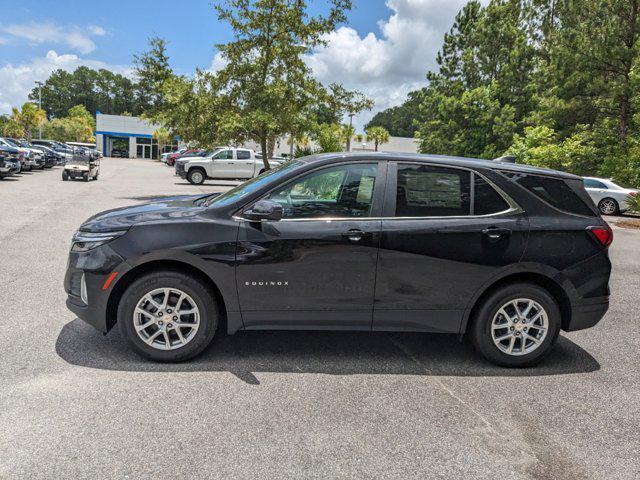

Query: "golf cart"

xmin=62 ymin=150 xmax=100 ymax=182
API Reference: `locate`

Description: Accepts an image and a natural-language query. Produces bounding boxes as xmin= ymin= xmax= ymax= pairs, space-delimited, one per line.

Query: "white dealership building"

xmin=95 ymin=113 xmax=419 ymax=158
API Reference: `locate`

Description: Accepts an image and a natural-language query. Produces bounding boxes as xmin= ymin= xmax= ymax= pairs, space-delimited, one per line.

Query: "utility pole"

xmin=35 ymin=81 xmax=43 ymax=139
xmin=347 ymin=112 xmax=355 ymax=152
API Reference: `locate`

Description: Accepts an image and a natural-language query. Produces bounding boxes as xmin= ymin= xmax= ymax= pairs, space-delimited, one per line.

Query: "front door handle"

xmin=342 ymin=229 xmax=365 ymax=242
xmin=482 ymin=227 xmax=511 ymax=241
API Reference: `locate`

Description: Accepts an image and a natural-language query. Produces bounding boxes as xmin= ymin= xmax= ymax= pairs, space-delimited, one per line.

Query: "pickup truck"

xmin=175 ymin=147 xmax=285 ymax=185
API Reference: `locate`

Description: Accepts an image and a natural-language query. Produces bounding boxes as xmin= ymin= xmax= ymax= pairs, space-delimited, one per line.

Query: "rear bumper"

xmin=565 ymin=298 xmax=609 ymax=332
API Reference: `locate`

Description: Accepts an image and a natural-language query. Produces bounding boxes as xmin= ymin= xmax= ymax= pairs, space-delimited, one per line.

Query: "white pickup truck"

xmin=175 ymin=147 xmax=285 ymax=185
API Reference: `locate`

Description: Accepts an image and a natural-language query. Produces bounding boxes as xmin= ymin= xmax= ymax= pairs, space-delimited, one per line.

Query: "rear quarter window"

xmin=509 ymin=173 xmax=596 ymax=217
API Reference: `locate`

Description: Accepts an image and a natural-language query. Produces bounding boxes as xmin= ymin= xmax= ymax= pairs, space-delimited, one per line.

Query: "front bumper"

xmin=64 ymin=243 xmax=129 ymax=333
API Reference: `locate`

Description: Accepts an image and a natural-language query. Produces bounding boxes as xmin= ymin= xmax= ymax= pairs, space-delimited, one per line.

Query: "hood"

xmin=79 ymin=194 xmax=211 ymax=233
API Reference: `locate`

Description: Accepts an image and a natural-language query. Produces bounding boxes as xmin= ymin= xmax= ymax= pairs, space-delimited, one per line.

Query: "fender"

xmin=459 ymin=261 xmax=579 ymax=334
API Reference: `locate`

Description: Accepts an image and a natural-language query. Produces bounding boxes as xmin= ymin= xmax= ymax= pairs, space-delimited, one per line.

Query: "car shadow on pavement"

xmin=56 ymin=319 xmax=600 ymax=384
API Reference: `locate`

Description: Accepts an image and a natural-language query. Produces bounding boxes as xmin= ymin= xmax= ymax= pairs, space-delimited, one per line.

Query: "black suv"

xmin=64 ymin=153 xmax=611 ymax=366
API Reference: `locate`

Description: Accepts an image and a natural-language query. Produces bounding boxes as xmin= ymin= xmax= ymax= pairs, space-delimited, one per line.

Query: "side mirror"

xmin=243 ymin=199 xmax=283 ymax=222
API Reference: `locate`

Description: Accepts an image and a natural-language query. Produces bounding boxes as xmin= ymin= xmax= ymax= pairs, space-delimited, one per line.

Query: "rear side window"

xmin=396 ymin=164 xmax=471 ymax=216
xmin=584 ymin=179 xmax=607 ymax=189
xmin=237 ymin=150 xmax=251 ymax=160
xmin=515 ymin=175 xmax=595 ymax=216
xmin=473 ymin=175 xmax=509 ymax=215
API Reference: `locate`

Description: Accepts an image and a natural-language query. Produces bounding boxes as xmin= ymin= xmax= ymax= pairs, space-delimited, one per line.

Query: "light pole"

xmin=35 ymin=81 xmax=43 ymax=139
xmin=347 ymin=112 xmax=355 ymax=152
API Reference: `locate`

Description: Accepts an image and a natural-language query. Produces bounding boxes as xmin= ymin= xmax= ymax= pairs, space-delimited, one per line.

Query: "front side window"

xmin=266 ymin=163 xmax=377 ymax=219
xmin=214 ymin=150 xmax=233 ymax=160
xmin=396 ymin=164 xmax=471 ymax=217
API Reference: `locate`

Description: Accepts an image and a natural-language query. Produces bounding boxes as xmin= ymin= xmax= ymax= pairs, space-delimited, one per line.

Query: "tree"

xmin=29 ymin=67 xmax=141 ymax=118
xmin=41 ymin=104 xmax=95 ymax=142
xmin=365 ymin=89 xmax=425 ymax=137
xmin=7 ymin=103 xmax=46 ymax=140
xmin=209 ymin=0 xmax=353 ymax=170
xmin=133 ymin=36 xmax=174 ymax=115
xmin=153 ymin=127 xmax=172 ymax=160
xmin=340 ymin=123 xmax=356 ymax=151
xmin=366 ymin=126 xmax=390 ymax=152
xmin=313 ymin=123 xmax=343 ymax=153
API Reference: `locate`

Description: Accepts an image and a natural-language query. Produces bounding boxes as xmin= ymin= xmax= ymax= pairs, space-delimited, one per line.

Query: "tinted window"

xmin=584 ymin=179 xmax=607 ymax=189
xmin=237 ymin=150 xmax=251 ymax=160
xmin=473 ymin=174 xmax=509 ymax=215
xmin=396 ymin=164 xmax=470 ymax=217
xmin=516 ymin=175 xmax=595 ymax=216
xmin=267 ymin=163 xmax=377 ymax=219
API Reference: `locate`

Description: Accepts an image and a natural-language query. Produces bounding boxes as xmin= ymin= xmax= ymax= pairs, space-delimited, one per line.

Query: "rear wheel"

xmin=469 ymin=283 xmax=560 ymax=367
xmin=118 ymin=270 xmax=218 ymax=362
xmin=187 ymin=168 xmax=206 ymax=185
xmin=598 ymin=198 xmax=619 ymax=215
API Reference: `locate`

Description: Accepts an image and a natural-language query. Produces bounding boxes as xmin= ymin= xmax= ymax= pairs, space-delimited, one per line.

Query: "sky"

xmin=0 ymin=0 xmax=473 ymax=129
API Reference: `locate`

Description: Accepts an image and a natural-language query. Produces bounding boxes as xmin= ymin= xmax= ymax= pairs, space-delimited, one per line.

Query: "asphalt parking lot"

xmin=1 ymin=158 xmax=639 ymax=479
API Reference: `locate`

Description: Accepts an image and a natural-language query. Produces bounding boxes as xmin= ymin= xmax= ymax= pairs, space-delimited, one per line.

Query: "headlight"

xmin=71 ymin=230 xmax=127 ymax=252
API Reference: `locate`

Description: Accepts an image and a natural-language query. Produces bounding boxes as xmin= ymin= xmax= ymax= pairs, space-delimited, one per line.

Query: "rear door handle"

xmin=342 ymin=229 xmax=365 ymax=242
xmin=482 ymin=227 xmax=511 ymax=241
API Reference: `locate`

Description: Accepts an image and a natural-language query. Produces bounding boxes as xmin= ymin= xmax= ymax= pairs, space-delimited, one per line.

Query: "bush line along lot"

xmin=1 ymin=158 xmax=639 ymax=479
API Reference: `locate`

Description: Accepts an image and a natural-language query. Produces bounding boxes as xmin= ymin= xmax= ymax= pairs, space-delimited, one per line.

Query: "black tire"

xmin=469 ymin=283 xmax=561 ymax=367
xmin=117 ymin=270 xmax=218 ymax=362
xmin=83 ymin=172 xmax=89 ymax=182
xmin=598 ymin=198 xmax=619 ymax=216
xmin=187 ymin=168 xmax=206 ymax=185
xmin=62 ymin=171 xmax=69 ymax=181
xmin=258 ymin=169 xmax=265 ymax=175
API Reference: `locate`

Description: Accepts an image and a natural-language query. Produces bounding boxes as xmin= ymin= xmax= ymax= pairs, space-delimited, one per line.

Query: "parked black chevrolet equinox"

xmin=64 ymin=153 xmax=612 ymax=366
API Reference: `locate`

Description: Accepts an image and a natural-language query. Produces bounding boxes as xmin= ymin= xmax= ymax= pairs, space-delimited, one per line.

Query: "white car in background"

xmin=583 ymin=177 xmax=638 ymax=215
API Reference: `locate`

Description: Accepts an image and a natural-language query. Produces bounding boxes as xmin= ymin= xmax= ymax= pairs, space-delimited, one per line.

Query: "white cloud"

xmin=0 ymin=50 xmax=130 ymax=114
xmin=2 ymin=21 xmax=106 ymax=54
xmin=305 ymin=0 xmax=477 ymax=130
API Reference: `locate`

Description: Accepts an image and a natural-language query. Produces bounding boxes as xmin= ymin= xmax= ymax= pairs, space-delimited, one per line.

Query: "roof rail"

xmin=493 ymin=155 xmax=516 ymax=163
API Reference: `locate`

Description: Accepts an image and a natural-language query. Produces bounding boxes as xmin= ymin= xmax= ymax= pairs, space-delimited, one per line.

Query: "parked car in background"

xmin=111 ymin=149 xmax=128 ymax=158
xmin=176 ymin=147 xmax=285 ymax=185
xmin=0 ymin=145 xmax=22 ymax=177
xmin=583 ymin=177 xmax=638 ymax=215
xmin=9 ymin=139 xmax=46 ymax=169
xmin=65 ymin=152 xmax=611 ymax=366
xmin=31 ymin=140 xmax=73 ymax=164
xmin=0 ymin=137 xmax=33 ymax=171
xmin=31 ymin=145 xmax=61 ymax=168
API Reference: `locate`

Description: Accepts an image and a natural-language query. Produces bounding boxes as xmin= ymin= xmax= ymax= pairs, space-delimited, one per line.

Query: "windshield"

xmin=203 ymin=160 xmax=303 ymax=207
xmin=3 ymin=138 xmax=19 ymax=147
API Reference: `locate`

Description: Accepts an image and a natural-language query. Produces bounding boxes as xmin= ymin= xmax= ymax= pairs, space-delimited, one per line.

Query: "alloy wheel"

xmin=599 ymin=199 xmax=617 ymax=215
xmin=491 ymin=298 xmax=548 ymax=356
xmin=133 ymin=287 xmax=200 ymax=350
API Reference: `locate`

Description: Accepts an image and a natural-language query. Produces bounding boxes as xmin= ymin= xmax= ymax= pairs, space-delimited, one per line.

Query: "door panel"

xmin=235 ymin=161 xmax=385 ymax=329
xmin=373 ymin=162 xmax=529 ymax=333
xmin=236 ymin=219 xmax=381 ymax=328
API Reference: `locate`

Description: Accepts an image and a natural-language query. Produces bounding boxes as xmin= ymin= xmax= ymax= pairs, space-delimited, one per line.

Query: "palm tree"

xmin=365 ymin=126 xmax=390 ymax=152
xmin=152 ymin=127 xmax=171 ymax=161
xmin=341 ymin=124 xmax=356 ymax=151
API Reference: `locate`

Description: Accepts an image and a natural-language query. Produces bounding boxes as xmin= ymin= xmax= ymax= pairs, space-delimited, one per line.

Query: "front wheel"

xmin=118 ymin=270 xmax=218 ymax=362
xmin=62 ymin=171 xmax=69 ymax=181
xmin=598 ymin=198 xmax=619 ymax=216
xmin=469 ymin=283 xmax=560 ymax=367
xmin=187 ymin=168 xmax=206 ymax=185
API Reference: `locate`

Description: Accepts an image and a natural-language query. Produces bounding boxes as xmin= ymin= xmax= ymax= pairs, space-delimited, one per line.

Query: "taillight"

xmin=629 ymin=191 xmax=637 ymax=197
xmin=588 ymin=226 xmax=613 ymax=247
